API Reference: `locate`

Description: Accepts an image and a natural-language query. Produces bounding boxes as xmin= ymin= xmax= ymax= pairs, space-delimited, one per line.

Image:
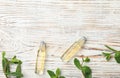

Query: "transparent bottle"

xmin=35 ymin=41 xmax=46 ymax=75
xmin=61 ymin=37 xmax=86 ymax=62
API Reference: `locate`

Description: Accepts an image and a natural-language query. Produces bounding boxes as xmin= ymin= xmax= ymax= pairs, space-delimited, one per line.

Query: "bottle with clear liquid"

xmin=61 ymin=37 xmax=86 ymax=62
xmin=35 ymin=41 xmax=46 ymax=75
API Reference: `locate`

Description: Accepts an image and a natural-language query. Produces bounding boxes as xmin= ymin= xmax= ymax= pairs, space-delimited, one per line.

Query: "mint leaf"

xmin=106 ymin=55 xmax=111 ymax=61
xmin=16 ymin=62 xmax=23 ymax=78
xmin=74 ymin=58 xmax=82 ymax=70
xmin=102 ymin=52 xmax=112 ymax=61
xmin=84 ymin=57 xmax=90 ymax=63
xmin=7 ymin=72 xmax=23 ymax=77
xmin=10 ymin=56 xmax=20 ymax=64
xmin=56 ymin=68 xmax=61 ymax=77
xmin=84 ymin=74 xmax=92 ymax=78
xmin=2 ymin=51 xmax=6 ymax=59
xmin=114 ymin=52 xmax=120 ymax=63
xmin=47 ymin=70 xmax=56 ymax=78
xmin=2 ymin=52 xmax=10 ymax=78
xmin=102 ymin=52 xmax=111 ymax=56
xmin=82 ymin=66 xmax=92 ymax=78
xmin=82 ymin=66 xmax=91 ymax=75
xmin=47 ymin=68 xmax=65 ymax=78
xmin=59 ymin=76 xmax=65 ymax=78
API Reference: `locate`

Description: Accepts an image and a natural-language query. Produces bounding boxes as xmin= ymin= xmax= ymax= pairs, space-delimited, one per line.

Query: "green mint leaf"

xmin=2 ymin=51 xmax=6 ymax=59
xmin=47 ymin=68 xmax=65 ymax=78
xmin=56 ymin=68 xmax=61 ymax=77
xmin=82 ymin=66 xmax=91 ymax=75
xmin=2 ymin=58 xmax=10 ymax=78
xmin=105 ymin=45 xmax=118 ymax=52
xmin=84 ymin=74 xmax=92 ymax=78
xmin=114 ymin=52 xmax=120 ymax=63
xmin=10 ymin=56 xmax=20 ymax=64
xmin=47 ymin=70 xmax=56 ymax=78
xmin=106 ymin=55 xmax=112 ymax=61
xmin=74 ymin=58 xmax=82 ymax=70
xmin=2 ymin=52 xmax=10 ymax=78
xmin=102 ymin=52 xmax=111 ymax=56
xmin=7 ymin=72 xmax=23 ymax=77
xmin=59 ymin=76 xmax=65 ymax=78
xmin=102 ymin=52 xmax=112 ymax=61
xmin=16 ymin=62 xmax=23 ymax=78
xmin=82 ymin=66 xmax=92 ymax=78
xmin=84 ymin=57 xmax=90 ymax=63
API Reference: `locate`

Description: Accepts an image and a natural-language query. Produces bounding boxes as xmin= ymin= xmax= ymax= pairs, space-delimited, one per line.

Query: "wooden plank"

xmin=0 ymin=0 xmax=120 ymax=78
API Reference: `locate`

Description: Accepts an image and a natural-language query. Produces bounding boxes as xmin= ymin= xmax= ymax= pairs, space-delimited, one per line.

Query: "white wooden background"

xmin=0 ymin=0 xmax=120 ymax=78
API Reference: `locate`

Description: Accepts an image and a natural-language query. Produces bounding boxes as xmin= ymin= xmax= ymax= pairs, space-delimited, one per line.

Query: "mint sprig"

xmin=103 ymin=45 xmax=120 ymax=63
xmin=74 ymin=58 xmax=92 ymax=78
xmin=1 ymin=52 xmax=23 ymax=78
xmin=47 ymin=68 xmax=65 ymax=78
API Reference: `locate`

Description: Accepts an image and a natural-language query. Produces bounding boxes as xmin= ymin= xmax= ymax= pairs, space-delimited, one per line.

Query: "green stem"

xmin=105 ymin=45 xmax=118 ymax=52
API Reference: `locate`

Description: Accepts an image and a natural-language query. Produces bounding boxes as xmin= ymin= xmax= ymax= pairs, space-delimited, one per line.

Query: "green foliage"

xmin=1 ymin=52 xmax=23 ymax=78
xmin=103 ymin=45 xmax=120 ymax=63
xmin=47 ymin=70 xmax=56 ymax=78
xmin=102 ymin=52 xmax=112 ymax=61
xmin=83 ymin=57 xmax=90 ymax=63
xmin=82 ymin=66 xmax=92 ymax=78
xmin=10 ymin=56 xmax=21 ymax=64
xmin=2 ymin=51 xmax=10 ymax=78
xmin=114 ymin=52 xmax=120 ymax=63
xmin=74 ymin=58 xmax=82 ymax=70
xmin=56 ymin=68 xmax=61 ymax=77
xmin=47 ymin=68 xmax=65 ymax=78
xmin=74 ymin=58 xmax=92 ymax=78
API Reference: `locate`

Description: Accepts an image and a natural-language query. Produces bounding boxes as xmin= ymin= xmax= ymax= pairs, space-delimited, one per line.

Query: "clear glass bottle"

xmin=35 ymin=41 xmax=46 ymax=75
xmin=61 ymin=37 xmax=86 ymax=62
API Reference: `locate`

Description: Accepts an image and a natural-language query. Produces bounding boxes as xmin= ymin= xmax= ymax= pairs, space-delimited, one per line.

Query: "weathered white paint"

xmin=0 ymin=0 xmax=120 ymax=78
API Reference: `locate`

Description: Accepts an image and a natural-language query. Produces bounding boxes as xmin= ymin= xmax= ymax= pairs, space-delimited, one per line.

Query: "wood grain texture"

xmin=0 ymin=0 xmax=120 ymax=78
